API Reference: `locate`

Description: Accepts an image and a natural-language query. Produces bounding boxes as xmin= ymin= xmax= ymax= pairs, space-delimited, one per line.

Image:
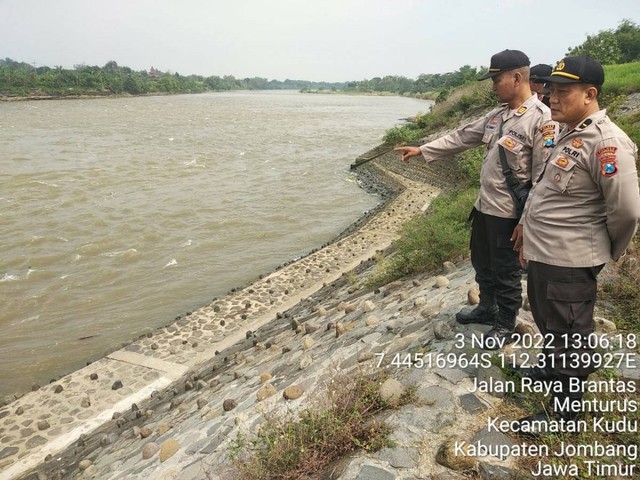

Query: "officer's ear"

xmin=512 ymin=71 xmax=523 ymax=86
xmin=584 ymin=85 xmax=599 ymax=102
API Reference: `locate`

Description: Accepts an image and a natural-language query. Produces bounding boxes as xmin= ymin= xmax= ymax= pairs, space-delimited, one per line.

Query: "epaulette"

xmin=575 ymin=118 xmax=593 ymax=131
xmin=515 ymin=105 xmax=528 ymax=116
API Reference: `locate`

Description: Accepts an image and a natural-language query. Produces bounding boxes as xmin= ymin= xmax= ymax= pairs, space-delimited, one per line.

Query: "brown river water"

xmin=0 ymin=90 xmax=432 ymax=397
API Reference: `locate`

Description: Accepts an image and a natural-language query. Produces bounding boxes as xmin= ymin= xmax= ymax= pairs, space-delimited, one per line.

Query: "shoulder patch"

xmin=597 ymin=146 xmax=618 ymax=177
xmin=540 ymin=123 xmax=557 ymax=148
xmin=597 ymin=146 xmax=618 ymax=162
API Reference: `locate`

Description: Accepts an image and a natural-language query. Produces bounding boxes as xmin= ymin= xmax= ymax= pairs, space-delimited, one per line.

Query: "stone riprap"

xmin=0 ymin=156 xmax=443 ymax=479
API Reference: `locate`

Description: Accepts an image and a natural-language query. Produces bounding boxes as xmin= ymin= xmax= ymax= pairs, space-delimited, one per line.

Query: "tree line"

xmin=0 ymin=59 xmax=347 ymax=97
xmin=2 ymin=20 xmax=637 ymax=99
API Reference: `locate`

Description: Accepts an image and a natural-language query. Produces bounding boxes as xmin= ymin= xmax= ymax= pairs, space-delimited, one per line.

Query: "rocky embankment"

xmin=1 ymin=97 xmax=637 ymax=480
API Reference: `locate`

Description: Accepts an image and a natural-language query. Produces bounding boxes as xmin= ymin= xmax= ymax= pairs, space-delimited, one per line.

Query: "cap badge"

xmin=556 ymin=61 xmax=565 ymax=71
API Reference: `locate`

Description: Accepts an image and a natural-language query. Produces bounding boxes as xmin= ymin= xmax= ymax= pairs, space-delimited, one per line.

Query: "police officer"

xmin=395 ymin=49 xmax=557 ymax=349
xmin=514 ymin=55 xmax=640 ymax=432
xmin=529 ymin=64 xmax=552 ymax=106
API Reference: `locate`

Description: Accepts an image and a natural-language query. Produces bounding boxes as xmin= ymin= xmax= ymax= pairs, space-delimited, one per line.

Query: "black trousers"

xmin=527 ymin=261 xmax=604 ymax=377
xmin=470 ymin=209 xmax=522 ymax=321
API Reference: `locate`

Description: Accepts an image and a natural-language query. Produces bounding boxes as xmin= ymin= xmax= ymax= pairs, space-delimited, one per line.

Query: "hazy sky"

xmin=1 ymin=0 xmax=639 ymax=82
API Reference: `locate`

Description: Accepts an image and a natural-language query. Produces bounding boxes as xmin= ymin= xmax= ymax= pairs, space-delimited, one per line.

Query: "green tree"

xmin=567 ymin=19 xmax=640 ymax=64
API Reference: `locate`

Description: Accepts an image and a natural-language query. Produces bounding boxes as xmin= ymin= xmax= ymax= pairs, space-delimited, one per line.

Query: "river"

xmin=0 ymin=90 xmax=431 ymax=397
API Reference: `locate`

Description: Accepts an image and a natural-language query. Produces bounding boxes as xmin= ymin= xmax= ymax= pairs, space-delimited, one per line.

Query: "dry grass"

xmin=229 ymin=370 xmax=415 ymax=480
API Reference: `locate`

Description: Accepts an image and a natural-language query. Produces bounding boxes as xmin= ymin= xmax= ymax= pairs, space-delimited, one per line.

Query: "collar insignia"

xmin=576 ymin=119 xmax=593 ymax=131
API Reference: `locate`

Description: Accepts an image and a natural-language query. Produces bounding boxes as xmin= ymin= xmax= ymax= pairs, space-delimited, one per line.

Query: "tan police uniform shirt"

xmin=419 ymin=94 xmax=556 ymax=219
xmin=523 ymin=109 xmax=640 ymax=267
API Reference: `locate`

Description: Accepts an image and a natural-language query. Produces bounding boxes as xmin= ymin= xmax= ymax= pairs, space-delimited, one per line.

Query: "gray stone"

xmin=0 ymin=447 xmax=18 ymax=460
xmin=185 ymin=436 xmax=211 ymax=455
xmin=320 ymin=455 xmax=353 ymax=480
xmin=376 ymin=446 xmax=416 ymax=468
xmin=433 ymin=321 xmax=454 ymax=340
xmin=458 ymin=393 xmax=486 ymax=414
xmin=400 ymin=319 xmax=429 ymax=337
xmin=223 ymin=399 xmax=237 ymax=411
xmin=355 ymin=464 xmax=397 ymax=480
xmin=25 ymin=435 xmax=47 ymax=448
xmin=416 ymin=385 xmax=454 ymax=409
xmin=434 ymin=368 xmax=470 ymax=385
xmin=36 ymin=420 xmax=50 ymax=431
xmin=443 ymin=261 xmax=457 ymax=273
xmin=470 ymin=427 xmax=515 ymax=461
xmin=478 ymin=462 xmax=515 ymax=480
xmin=477 ymin=364 xmax=508 ymax=398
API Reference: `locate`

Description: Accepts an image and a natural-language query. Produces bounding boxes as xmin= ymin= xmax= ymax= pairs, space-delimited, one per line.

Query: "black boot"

xmin=481 ymin=310 xmax=515 ymax=350
xmin=455 ymin=303 xmax=498 ymax=325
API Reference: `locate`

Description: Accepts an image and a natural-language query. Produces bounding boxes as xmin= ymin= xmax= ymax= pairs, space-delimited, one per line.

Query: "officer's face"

xmin=492 ymin=72 xmax=517 ymax=103
xmin=548 ymin=83 xmax=598 ymax=127
xmin=529 ymin=81 xmax=544 ymax=93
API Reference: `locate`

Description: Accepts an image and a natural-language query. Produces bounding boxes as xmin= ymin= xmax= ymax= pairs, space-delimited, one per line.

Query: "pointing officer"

xmin=395 ymin=49 xmax=557 ymax=349
xmin=514 ymin=56 xmax=640 ymax=432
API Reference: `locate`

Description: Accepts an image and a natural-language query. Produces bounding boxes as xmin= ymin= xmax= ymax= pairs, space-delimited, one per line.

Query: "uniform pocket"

xmin=546 ymin=156 xmax=577 ymax=193
xmin=546 ymin=280 xmax=597 ymax=334
xmin=497 ymin=135 xmax=524 ymax=171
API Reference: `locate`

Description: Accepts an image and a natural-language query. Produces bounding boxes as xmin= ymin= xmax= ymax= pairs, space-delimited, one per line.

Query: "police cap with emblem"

xmin=542 ymin=56 xmax=605 ymax=85
xmin=530 ymin=64 xmax=552 ymax=83
xmin=478 ymin=49 xmax=530 ymax=80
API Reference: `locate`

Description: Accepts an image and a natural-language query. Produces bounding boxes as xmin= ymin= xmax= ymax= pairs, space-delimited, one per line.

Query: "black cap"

xmin=478 ymin=49 xmax=530 ymax=80
xmin=530 ymin=64 xmax=552 ymax=83
xmin=542 ymin=56 xmax=605 ymax=86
